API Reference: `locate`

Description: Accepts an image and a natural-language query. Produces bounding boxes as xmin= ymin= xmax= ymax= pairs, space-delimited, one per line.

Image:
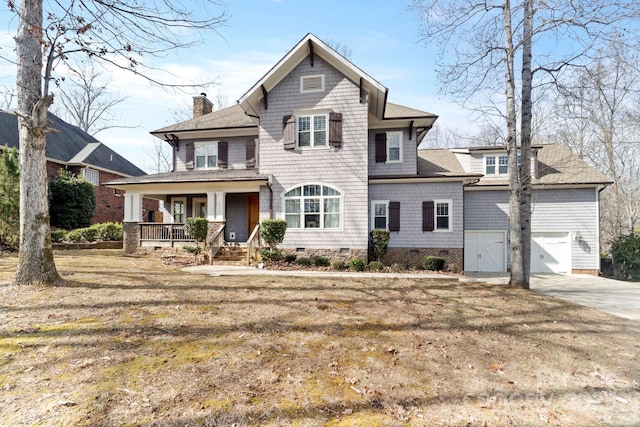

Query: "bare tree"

xmin=323 ymin=38 xmax=353 ymax=60
xmin=412 ymin=0 xmax=640 ymax=288
xmin=551 ymin=41 xmax=640 ymax=243
xmin=10 ymin=0 xmax=227 ymax=286
xmin=145 ymin=138 xmax=173 ymax=174
xmin=52 ymin=66 xmax=128 ymax=135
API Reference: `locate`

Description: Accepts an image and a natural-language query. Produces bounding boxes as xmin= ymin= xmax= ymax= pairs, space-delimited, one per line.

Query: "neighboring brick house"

xmin=0 ymin=110 xmax=157 ymax=224
xmin=105 ymin=33 xmax=610 ymax=274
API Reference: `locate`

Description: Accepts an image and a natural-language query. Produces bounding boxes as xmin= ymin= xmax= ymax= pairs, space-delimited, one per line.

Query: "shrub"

xmin=260 ymin=248 xmax=282 ymax=261
xmin=371 ymin=229 xmax=390 ymax=261
xmin=610 ymin=233 xmax=640 ymax=281
xmin=368 ymin=261 xmax=384 ymax=271
xmin=284 ymin=253 xmax=297 ymax=263
xmin=422 ymin=256 xmax=445 ymax=271
xmin=260 ymin=219 xmax=287 ymax=249
xmin=51 ymin=229 xmax=67 ymax=243
xmin=183 ymin=245 xmax=202 ymax=255
xmin=348 ymin=258 xmax=365 ymax=272
xmin=296 ymin=257 xmax=312 ymax=266
xmin=95 ymin=222 xmax=123 ymax=241
xmin=185 ymin=217 xmax=209 ymax=243
xmin=331 ymin=260 xmax=346 ymax=271
xmin=314 ymin=256 xmax=330 ymax=267
xmin=0 ymin=146 xmax=19 ymax=249
xmin=49 ymin=171 xmax=95 ymax=230
xmin=65 ymin=229 xmax=84 ymax=243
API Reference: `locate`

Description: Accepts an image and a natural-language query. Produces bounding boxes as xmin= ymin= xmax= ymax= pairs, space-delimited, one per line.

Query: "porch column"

xmin=123 ymin=192 xmax=143 ymax=254
xmin=214 ymin=191 xmax=225 ymax=221
xmin=124 ymin=192 xmax=143 ymax=222
xmin=206 ymin=192 xmax=217 ymax=222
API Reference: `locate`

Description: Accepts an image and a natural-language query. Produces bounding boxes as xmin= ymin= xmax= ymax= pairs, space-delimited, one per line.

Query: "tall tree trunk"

xmin=503 ymin=0 xmax=527 ymax=288
xmin=510 ymin=0 xmax=533 ymax=289
xmin=13 ymin=0 xmax=61 ymax=286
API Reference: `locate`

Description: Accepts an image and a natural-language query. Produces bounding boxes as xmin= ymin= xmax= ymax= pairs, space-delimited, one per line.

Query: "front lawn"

xmin=0 ymin=250 xmax=638 ymax=426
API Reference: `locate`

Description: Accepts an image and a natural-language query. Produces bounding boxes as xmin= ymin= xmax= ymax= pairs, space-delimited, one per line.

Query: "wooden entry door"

xmin=248 ymin=193 xmax=259 ymax=235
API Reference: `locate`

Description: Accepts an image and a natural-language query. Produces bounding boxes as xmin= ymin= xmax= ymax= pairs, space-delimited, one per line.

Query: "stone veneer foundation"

xmin=123 ymin=222 xmax=139 ymax=254
xmin=281 ymin=248 xmax=368 ymax=263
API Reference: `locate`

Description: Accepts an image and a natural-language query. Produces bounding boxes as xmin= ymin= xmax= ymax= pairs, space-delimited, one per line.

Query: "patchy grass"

xmin=0 ymin=249 xmax=639 ymax=426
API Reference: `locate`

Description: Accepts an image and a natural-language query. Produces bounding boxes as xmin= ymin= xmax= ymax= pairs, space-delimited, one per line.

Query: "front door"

xmin=248 ymin=193 xmax=259 ymax=236
xmin=193 ymin=197 xmax=207 ymax=218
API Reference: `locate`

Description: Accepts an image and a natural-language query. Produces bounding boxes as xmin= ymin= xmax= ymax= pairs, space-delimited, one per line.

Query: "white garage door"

xmin=531 ymin=232 xmax=571 ymax=274
xmin=464 ymin=231 xmax=506 ymax=272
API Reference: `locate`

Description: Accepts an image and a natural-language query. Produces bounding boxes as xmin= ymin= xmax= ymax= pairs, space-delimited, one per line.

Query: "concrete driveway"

xmin=463 ymin=273 xmax=640 ymax=322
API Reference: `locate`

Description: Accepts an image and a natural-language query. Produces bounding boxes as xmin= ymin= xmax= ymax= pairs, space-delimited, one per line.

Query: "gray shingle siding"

xmin=368 ymin=129 xmax=417 ymax=176
xmin=464 ymin=188 xmax=600 ymax=270
xmin=175 ymin=136 xmax=252 ymax=172
xmin=258 ymin=55 xmax=369 ymax=250
xmin=369 ymin=181 xmax=464 ymax=248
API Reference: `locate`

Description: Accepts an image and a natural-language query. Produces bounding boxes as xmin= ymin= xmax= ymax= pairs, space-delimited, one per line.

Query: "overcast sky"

xmin=0 ymin=1 xmax=479 ymax=173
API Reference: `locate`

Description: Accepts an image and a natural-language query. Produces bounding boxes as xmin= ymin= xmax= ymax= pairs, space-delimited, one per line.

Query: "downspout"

xmin=267 ymin=181 xmax=273 ymax=219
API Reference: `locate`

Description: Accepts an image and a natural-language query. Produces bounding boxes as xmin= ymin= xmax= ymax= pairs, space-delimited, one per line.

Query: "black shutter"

xmin=375 ymin=133 xmax=387 ymax=163
xmin=422 ymin=201 xmax=434 ymax=232
xmin=218 ymin=141 xmax=228 ymax=169
xmin=245 ymin=140 xmax=256 ymax=169
xmin=329 ymin=112 xmax=343 ymax=147
xmin=389 ymin=201 xmax=400 ymax=232
xmin=283 ymin=114 xmax=296 ymax=150
xmin=185 ymin=142 xmax=194 ymax=169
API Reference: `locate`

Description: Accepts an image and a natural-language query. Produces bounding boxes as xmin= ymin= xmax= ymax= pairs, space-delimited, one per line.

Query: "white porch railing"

xmin=139 ymin=223 xmax=192 ymax=244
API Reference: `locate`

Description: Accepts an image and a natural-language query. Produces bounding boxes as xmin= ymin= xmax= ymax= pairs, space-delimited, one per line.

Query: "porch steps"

xmin=211 ymin=243 xmax=254 ymax=264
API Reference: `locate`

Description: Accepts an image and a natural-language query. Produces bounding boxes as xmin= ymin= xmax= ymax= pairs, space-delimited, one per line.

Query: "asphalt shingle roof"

xmin=0 ymin=110 xmax=146 ymax=176
xmin=104 ymin=168 xmax=269 ymax=185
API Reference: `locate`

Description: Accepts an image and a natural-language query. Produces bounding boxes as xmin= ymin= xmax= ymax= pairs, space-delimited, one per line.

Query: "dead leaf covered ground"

xmin=0 ymin=250 xmax=639 ymax=426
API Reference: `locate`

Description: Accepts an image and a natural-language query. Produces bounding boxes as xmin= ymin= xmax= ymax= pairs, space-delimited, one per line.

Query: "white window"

xmin=172 ymin=198 xmax=186 ymax=223
xmin=84 ymin=167 xmax=99 ymax=186
xmin=371 ymin=201 xmax=389 ymax=230
xmin=387 ymin=132 xmax=402 ymax=162
xmin=300 ymin=74 xmax=325 ymax=93
xmin=284 ymin=184 xmax=342 ymax=229
xmin=434 ymin=199 xmax=452 ymax=232
xmin=297 ymin=114 xmax=327 ymax=148
xmin=195 ymin=142 xmax=218 ymax=169
xmin=484 ymin=154 xmax=509 ymax=175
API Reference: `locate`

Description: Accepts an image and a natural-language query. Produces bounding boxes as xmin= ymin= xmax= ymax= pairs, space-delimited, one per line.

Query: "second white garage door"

xmin=531 ymin=232 xmax=571 ymax=274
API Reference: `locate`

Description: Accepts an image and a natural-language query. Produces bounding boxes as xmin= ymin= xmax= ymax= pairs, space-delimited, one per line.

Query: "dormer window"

xmin=484 ymin=154 xmax=509 ymax=176
xmin=300 ymin=74 xmax=325 ymax=93
xmin=195 ymin=142 xmax=218 ymax=169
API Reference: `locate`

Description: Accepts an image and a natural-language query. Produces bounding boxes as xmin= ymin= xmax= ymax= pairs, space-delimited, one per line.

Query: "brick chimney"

xmin=193 ymin=93 xmax=213 ymax=117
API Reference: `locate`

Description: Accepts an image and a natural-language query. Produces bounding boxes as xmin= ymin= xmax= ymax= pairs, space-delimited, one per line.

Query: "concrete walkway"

xmin=463 ymin=273 xmax=640 ymax=322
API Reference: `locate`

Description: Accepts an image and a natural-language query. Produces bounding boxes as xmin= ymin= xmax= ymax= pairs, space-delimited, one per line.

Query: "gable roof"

xmin=151 ymin=104 xmax=257 ymax=138
xmin=419 ymin=144 xmax=612 ymax=187
xmin=0 ymin=110 xmax=146 ymax=177
xmin=238 ymin=33 xmax=389 ymax=121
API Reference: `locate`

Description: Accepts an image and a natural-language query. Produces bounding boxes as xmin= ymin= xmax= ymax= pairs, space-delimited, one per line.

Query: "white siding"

xmin=369 ymin=181 xmax=464 ymax=248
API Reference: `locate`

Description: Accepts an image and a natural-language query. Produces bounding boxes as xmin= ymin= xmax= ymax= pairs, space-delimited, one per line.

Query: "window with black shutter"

xmin=375 ymin=133 xmax=387 ymax=163
xmin=422 ymin=201 xmax=434 ymax=232
xmin=218 ymin=141 xmax=228 ymax=169
xmin=245 ymin=140 xmax=256 ymax=168
xmin=389 ymin=201 xmax=400 ymax=232
xmin=329 ymin=112 xmax=342 ymax=147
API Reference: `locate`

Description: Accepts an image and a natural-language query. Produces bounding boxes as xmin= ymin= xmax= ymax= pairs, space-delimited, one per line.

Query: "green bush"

xmin=284 ymin=253 xmax=297 ymax=263
xmin=0 ymin=146 xmax=19 ymax=249
xmin=368 ymin=261 xmax=384 ymax=271
xmin=185 ymin=217 xmax=209 ymax=243
xmin=348 ymin=258 xmax=365 ymax=272
xmin=296 ymin=257 xmax=312 ymax=266
xmin=49 ymin=171 xmax=95 ymax=230
xmin=260 ymin=219 xmax=287 ymax=249
xmin=95 ymin=222 xmax=123 ymax=241
xmin=314 ymin=256 xmax=330 ymax=267
xmin=183 ymin=245 xmax=202 ymax=255
xmin=65 ymin=229 xmax=84 ymax=243
xmin=51 ymin=229 xmax=67 ymax=243
xmin=610 ymin=233 xmax=640 ymax=281
xmin=371 ymin=229 xmax=390 ymax=261
xmin=331 ymin=260 xmax=346 ymax=271
xmin=422 ymin=256 xmax=445 ymax=271
xmin=260 ymin=248 xmax=282 ymax=261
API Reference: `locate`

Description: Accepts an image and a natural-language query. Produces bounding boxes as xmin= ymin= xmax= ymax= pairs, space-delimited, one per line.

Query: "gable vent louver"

xmin=301 ymin=75 xmax=324 ymax=93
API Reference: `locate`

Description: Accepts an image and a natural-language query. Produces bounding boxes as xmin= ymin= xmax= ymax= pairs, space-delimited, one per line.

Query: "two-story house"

xmin=106 ymin=33 xmax=610 ymax=274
